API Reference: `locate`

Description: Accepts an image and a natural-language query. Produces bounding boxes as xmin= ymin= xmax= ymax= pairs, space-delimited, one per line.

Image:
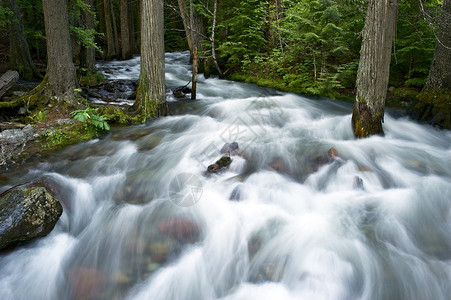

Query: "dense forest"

xmin=0 ymin=0 xmax=450 ymax=135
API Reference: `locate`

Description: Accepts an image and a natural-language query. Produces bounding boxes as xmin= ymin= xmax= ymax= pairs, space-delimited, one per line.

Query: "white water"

xmin=1 ymin=52 xmax=451 ymax=300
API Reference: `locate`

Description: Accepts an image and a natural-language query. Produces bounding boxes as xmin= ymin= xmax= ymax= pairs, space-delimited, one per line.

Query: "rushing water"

xmin=1 ymin=52 xmax=451 ymax=300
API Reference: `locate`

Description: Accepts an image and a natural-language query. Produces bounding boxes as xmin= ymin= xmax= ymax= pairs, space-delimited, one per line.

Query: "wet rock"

xmin=158 ymin=219 xmax=200 ymax=242
xmin=229 ymin=185 xmax=242 ymax=201
xmin=0 ymin=185 xmax=63 ymax=250
xmin=353 ymin=176 xmax=364 ymax=190
xmin=172 ymin=85 xmax=192 ymax=98
xmin=150 ymin=242 xmax=169 ymax=263
xmin=220 ymin=142 xmax=239 ymax=155
xmin=68 ymin=267 xmax=106 ymax=300
xmin=18 ymin=107 xmax=28 ymax=115
xmin=207 ymin=156 xmax=232 ymax=173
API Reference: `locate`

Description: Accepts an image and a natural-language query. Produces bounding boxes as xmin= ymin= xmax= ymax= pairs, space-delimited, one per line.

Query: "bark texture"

xmin=80 ymin=0 xmax=96 ymax=74
xmin=352 ymin=0 xmax=398 ymax=138
xmin=0 ymin=70 xmax=19 ymax=99
xmin=424 ymin=0 xmax=451 ymax=91
xmin=133 ymin=0 xmax=167 ymax=120
xmin=4 ymin=0 xmax=42 ymax=81
xmin=104 ymin=0 xmax=117 ymax=59
xmin=42 ymin=0 xmax=79 ymax=103
xmin=120 ymin=0 xmax=131 ymax=60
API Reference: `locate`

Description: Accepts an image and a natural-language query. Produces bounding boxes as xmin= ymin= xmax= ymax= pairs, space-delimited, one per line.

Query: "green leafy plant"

xmin=70 ymin=107 xmax=111 ymax=131
xmin=34 ymin=110 xmax=47 ymax=122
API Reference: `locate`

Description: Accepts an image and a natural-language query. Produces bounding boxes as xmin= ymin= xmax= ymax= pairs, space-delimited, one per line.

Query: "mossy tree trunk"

xmin=352 ymin=0 xmax=398 ymax=138
xmin=417 ymin=0 xmax=451 ymax=129
xmin=42 ymin=0 xmax=79 ymax=104
xmin=132 ymin=0 xmax=167 ymax=120
xmin=4 ymin=0 xmax=42 ymax=81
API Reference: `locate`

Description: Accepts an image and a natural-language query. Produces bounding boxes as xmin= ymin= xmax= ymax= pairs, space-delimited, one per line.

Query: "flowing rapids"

xmin=1 ymin=52 xmax=450 ymax=300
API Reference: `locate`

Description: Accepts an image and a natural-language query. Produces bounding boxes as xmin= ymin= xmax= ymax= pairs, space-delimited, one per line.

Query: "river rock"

xmin=0 ymin=185 xmax=63 ymax=250
xmin=68 ymin=267 xmax=106 ymax=300
xmin=172 ymin=85 xmax=192 ymax=98
xmin=158 ymin=219 xmax=200 ymax=242
xmin=207 ymin=156 xmax=232 ymax=173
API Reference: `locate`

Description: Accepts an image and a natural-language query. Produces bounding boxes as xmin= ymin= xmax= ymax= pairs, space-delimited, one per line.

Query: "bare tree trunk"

xmin=42 ymin=0 xmax=79 ymax=104
xmin=133 ymin=0 xmax=167 ymax=120
xmin=104 ymin=0 xmax=116 ymax=59
xmin=80 ymin=0 xmax=96 ymax=74
xmin=0 ymin=70 xmax=19 ymax=99
xmin=97 ymin=0 xmax=105 ymax=34
xmin=424 ymin=0 xmax=451 ymax=91
xmin=191 ymin=46 xmax=197 ymax=100
xmin=120 ymin=0 xmax=131 ymax=59
xmin=128 ymin=0 xmax=138 ymax=53
xmin=210 ymin=0 xmax=222 ymax=76
xmin=4 ymin=0 xmax=42 ymax=81
xmin=111 ymin=0 xmax=121 ymax=58
xmin=352 ymin=0 xmax=398 ymax=138
xmin=177 ymin=0 xmax=193 ymax=52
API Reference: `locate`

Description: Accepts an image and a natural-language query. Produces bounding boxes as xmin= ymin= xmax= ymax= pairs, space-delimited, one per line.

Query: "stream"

xmin=1 ymin=51 xmax=451 ymax=300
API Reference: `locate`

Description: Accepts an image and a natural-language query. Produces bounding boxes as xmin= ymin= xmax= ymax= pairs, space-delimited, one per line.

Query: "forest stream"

xmin=1 ymin=51 xmax=451 ymax=300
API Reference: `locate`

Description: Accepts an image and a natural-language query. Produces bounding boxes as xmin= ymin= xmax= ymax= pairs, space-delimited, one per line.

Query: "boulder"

xmin=0 ymin=185 xmax=63 ymax=250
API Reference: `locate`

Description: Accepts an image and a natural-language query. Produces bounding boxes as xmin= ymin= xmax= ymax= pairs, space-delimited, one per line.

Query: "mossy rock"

xmin=0 ymin=184 xmax=63 ymax=250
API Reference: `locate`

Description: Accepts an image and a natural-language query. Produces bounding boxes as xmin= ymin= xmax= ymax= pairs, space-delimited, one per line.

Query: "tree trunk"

xmin=120 ymin=0 xmax=131 ymax=59
xmin=128 ymin=0 xmax=138 ymax=53
xmin=424 ymin=0 xmax=451 ymax=91
xmin=42 ymin=0 xmax=79 ymax=104
xmin=80 ymin=0 xmax=96 ymax=74
xmin=4 ymin=0 xmax=42 ymax=81
xmin=104 ymin=0 xmax=116 ymax=59
xmin=352 ymin=0 xmax=398 ymax=138
xmin=111 ymin=0 xmax=121 ymax=58
xmin=133 ymin=0 xmax=167 ymax=120
xmin=0 ymin=70 xmax=19 ymax=99
xmin=191 ymin=47 xmax=197 ymax=100
xmin=98 ymin=0 xmax=106 ymax=34
xmin=417 ymin=0 xmax=451 ymax=129
xmin=177 ymin=0 xmax=193 ymax=52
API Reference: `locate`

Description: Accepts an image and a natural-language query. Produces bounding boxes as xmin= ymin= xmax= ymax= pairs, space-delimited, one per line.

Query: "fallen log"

xmin=0 ymin=70 xmax=19 ymax=99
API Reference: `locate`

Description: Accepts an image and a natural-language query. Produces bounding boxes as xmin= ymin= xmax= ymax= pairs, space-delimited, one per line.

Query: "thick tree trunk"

xmin=352 ymin=0 xmax=398 ymax=138
xmin=104 ymin=0 xmax=116 ymax=59
xmin=133 ymin=0 xmax=167 ymax=120
xmin=80 ymin=0 xmax=96 ymax=74
xmin=424 ymin=0 xmax=451 ymax=91
xmin=120 ymin=0 xmax=131 ymax=60
xmin=416 ymin=0 xmax=451 ymax=129
xmin=4 ymin=0 xmax=42 ymax=81
xmin=42 ymin=0 xmax=79 ymax=103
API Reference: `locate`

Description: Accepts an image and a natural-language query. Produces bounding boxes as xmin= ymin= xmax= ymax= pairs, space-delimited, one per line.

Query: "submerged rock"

xmin=158 ymin=219 xmax=200 ymax=242
xmin=172 ymin=85 xmax=192 ymax=98
xmin=68 ymin=267 xmax=106 ymax=300
xmin=0 ymin=185 xmax=63 ymax=250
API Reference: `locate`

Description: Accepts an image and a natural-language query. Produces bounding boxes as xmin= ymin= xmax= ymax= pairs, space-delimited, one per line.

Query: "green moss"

xmin=39 ymin=122 xmax=100 ymax=151
xmin=79 ymin=72 xmax=105 ymax=86
xmin=416 ymin=89 xmax=451 ymax=129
